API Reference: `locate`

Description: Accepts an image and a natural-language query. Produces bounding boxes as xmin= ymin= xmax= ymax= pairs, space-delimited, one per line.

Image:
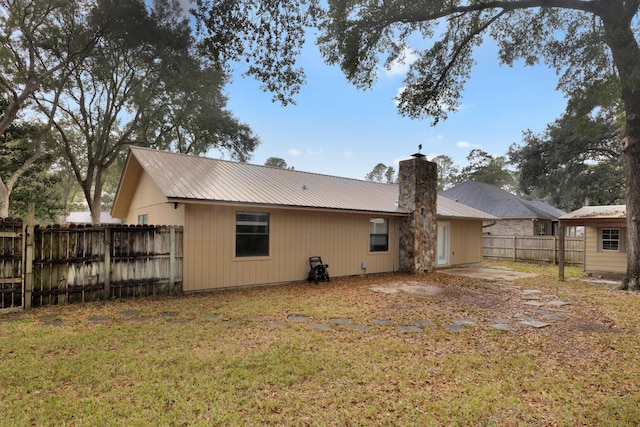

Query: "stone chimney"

xmin=398 ymin=153 xmax=438 ymax=273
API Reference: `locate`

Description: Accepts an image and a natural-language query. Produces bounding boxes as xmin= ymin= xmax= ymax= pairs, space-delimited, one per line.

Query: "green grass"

xmin=1 ymin=262 xmax=640 ymax=425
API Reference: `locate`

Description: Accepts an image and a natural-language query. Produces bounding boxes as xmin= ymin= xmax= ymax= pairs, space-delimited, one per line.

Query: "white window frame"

xmin=369 ymin=218 xmax=389 ymax=252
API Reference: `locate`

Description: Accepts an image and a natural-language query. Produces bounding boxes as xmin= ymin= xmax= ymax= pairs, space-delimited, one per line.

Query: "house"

xmin=559 ymin=205 xmax=626 ymax=279
xmin=439 ymin=180 xmax=565 ymax=236
xmin=111 ymin=147 xmax=496 ymax=291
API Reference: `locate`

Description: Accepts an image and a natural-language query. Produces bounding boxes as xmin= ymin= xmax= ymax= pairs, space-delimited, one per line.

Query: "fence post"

xmin=558 ymin=224 xmax=565 ymax=281
xmin=104 ymin=227 xmax=111 ymax=298
xmin=23 ymin=204 xmax=35 ymax=309
xmin=169 ymin=227 xmax=176 ymax=292
xmin=512 ymin=236 xmax=517 ymax=262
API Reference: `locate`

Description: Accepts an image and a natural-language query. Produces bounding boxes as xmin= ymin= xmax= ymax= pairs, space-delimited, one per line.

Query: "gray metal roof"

xmin=440 ymin=180 xmax=565 ymax=219
xmin=560 ymin=205 xmax=626 ymax=220
xmin=120 ymin=147 xmax=496 ymax=219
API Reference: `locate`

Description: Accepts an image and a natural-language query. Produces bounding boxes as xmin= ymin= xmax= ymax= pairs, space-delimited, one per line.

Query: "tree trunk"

xmin=0 ymin=181 xmax=9 ymax=218
xmin=624 ymin=145 xmax=640 ymax=290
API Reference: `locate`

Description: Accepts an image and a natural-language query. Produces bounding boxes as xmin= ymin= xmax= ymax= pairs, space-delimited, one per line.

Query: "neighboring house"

xmin=63 ymin=211 xmax=121 ymax=225
xmin=439 ymin=180 xmax=565 ymax=236
xmin=111 ymin=147 xmax=496 ymax=291
xmin=559 ymin=205 xmax=626 ymax=278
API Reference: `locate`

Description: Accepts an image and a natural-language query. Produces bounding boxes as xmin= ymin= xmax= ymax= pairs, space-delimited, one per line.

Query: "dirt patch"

xmin=368 ymin=281 xmax=445 ymax=296
xmin=440 ymin=267 xmax=537 ymax=281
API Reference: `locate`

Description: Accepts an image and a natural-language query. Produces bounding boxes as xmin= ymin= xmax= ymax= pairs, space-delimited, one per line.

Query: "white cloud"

xmin=288 ymin=148 xmax=302 ymax=156
xmin=306 ymin=148 xmax=324 ymax=156
xmin=456 ymin=141 xmax=471 ymax=148
xmin=385 ymin=47 xmax=418 ymax=78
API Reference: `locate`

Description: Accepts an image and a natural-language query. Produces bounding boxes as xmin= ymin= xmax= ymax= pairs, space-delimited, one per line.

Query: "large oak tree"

xmin=196 ymin=0 xmax=640 ymax=289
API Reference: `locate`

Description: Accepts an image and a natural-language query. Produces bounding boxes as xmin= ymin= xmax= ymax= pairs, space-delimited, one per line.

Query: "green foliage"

xmin=459 ymin=149 xmax=515 ymax=190
xmin=0 ymin=100 xmax=61 ymax=221
xmin=365 ymin=162 xmax=396 ymax=183
xmin=510 ymin=110 xmax=625 ymax=211
xmin=431 ymin=154 xmax=460 ymax=191
xmin=264 ymin=157 xmax=291 ymax=169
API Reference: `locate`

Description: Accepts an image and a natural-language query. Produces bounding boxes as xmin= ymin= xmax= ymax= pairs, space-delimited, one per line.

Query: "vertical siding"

xmin=125 ymin=173 xmax=185 ymax=226
xmin=449 ymin=219 xmax=483 ymax=266
xmin=183 ymin=204 xmax=401 ymax=291
xmin=585 ymin=226 xmax=626 ymax=273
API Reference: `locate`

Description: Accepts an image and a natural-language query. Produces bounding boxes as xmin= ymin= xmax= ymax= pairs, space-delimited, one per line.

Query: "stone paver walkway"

xmin=2 ymin=279 xmax=574 ymax=334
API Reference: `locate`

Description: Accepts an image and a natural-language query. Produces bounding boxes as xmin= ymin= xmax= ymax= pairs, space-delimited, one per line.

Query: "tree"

xmin=459 ymin=149 xmax=515 ymax=190
xmin=0 ymin=99 xmax=61 ymax=221
xmin=0 ymin=0 xmax=99 ymax=217
xmin=365 ymin=163 xmax=396 ymax=183
xmin=41 ymin=0 xmax=257 ymax=225
xmin=431 ymin=154 xmax=460 ymax=191
xmin=265 ymin=157 xmax=289 ymax=169
xmin=197 ymin=0 xmax=640 ymax=289
xmin=510 ymin=111 xmax=624 ymax=211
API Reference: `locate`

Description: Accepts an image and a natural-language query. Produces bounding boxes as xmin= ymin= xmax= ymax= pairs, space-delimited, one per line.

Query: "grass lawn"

xmin=1 ymin=261 xmax=640 ymax=426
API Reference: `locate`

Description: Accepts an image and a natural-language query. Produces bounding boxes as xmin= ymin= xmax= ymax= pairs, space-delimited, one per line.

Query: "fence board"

xmin=483 ymin=235 xmax=584 ymax=265
xmin=0 ymin=219 xmax=23 ymax=309
xmin=29 ymin=225 xmax=183 ymax=307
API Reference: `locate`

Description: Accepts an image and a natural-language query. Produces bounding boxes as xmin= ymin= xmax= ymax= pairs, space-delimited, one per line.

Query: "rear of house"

xmin=112 ymin=147 xmax=495 ymax=291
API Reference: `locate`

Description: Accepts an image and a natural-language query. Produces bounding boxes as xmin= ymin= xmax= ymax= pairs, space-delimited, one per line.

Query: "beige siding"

xmin=183 ymin=204 xmax=400 ymax=291
xmin=125 ymin=172 xmax=185 ymax=226
xmin=449 ymin=219 xmax=483 ymax=266
xmin=585 ymin=226 xmax=626 ymax=273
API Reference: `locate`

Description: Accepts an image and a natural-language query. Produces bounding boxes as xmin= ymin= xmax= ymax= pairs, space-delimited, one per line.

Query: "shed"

xmin=112 ymin=147 xmax=496 ymax=291
xmin=558 ymin=205 xmax=626 ymax=279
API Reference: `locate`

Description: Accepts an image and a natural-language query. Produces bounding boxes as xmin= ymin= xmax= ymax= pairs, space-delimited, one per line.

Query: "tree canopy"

xmin=365 ymin=163 xmax=396 ymax=183
xmin=510 ymin=110 xmax=624 ymax=211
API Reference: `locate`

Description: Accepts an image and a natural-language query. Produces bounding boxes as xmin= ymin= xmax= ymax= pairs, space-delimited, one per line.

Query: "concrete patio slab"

xmin=440 ymin=267 xmax=537 ymax=281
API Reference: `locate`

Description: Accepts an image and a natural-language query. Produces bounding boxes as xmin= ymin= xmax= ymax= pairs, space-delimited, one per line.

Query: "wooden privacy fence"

xmin=1 ymin=219 xmax=183 ymax=309
xmin=483 ymin=235 xmax=584 ymax=265
xmin=0 ymin=219 xmax=24 ymax=309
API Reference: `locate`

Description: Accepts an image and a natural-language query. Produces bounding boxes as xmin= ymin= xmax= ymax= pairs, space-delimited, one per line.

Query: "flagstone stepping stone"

xmin=549 ymin=307 xmax=572 ymax=313
xmin=513 ymin=313 xmax=535 ymax=321
xmin=88 ymin=315 xmax=111 ymax=323
xmin=121 ymin=310 xmax=140 ymax=318
xmin=372 ymin=319 xmax=396 ymax=326
xmin=219 ymin=320 xmax=240 ymax=327
xmin=169 ymin=318 xmax=191 ymax=324
xmin=308 ymin=322 xmax=330 ymax=330
xmin=548 ymin=300 xmax=571 ymax=306
xmin=414 ymin=319 xmax=436 ymax=327
xmin=329 ymin=318 xmax=352 ymax=325
xmin=398 ymin=325 xmax=423 ymax=333
xmin=263 ymin=320 xmax=286 ymax=328
xmin=453 ymin=319 xmax=476 ymax=326
xmin=443 ymin=324 xmax=464 ymax=332
xmin=520 ymin=320 xmax=551 ymax=328
xmin=524 ymin=301 xmax=545 ymax=307
xmin=523 ymin=290 xmax=542 ymax=295
xmin=247 ymin=315 xmax=267 ymax=322
xmin=490 ymin=317 xmax=511 ymax=324
xmin=287 ymin=315 xmax=309 ymax=323
xmin=348 ymin=324 xmax=371 ymax=333
xmin=204 ymin=314 xmax=222 ymax=321
xmin=127 ymin=316 xmax=149 ymax=323
xmin=542 ymin=314 xmax=569 ymax=322
xmin=162 ymin=311 xmax=179 ymax=318
xmin=528 ymin=309 xmax=552 ymax=315
xmin=523 ymin=295 xmax=542 ymax=300
xmin=490 ymin=324 xmax=514 ymax=331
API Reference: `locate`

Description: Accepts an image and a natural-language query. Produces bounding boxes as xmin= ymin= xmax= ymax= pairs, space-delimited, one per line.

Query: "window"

xmin=236 ymin=212 xmax=269 ymax=257
xmin=370 ymin=218 xmax=388 ymax=252
xmin=601 ymin=228 xmax=620 ymax=252
xmin=138 ymin=214 xmax=148 ymax=225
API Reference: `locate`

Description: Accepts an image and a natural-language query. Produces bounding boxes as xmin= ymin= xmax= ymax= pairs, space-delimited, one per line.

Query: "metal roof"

xmin=560 ymin=205 xmax=626 ymax=220
xmin=115 ymin=147 xmax=496 ymax=219
xmin=439 ymin=180 xmax=565 ymax=219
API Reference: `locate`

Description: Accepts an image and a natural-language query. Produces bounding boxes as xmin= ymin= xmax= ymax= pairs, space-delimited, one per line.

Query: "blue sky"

xmin=221 ymin=33 xmax=568 ymax=181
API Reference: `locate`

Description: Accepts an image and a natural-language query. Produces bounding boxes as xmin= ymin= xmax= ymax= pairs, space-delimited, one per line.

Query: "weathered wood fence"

xmin=0 ymin=218 xmax=183 ymax=310
xmin=483 ymin=235 xmax=584 ymax=265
